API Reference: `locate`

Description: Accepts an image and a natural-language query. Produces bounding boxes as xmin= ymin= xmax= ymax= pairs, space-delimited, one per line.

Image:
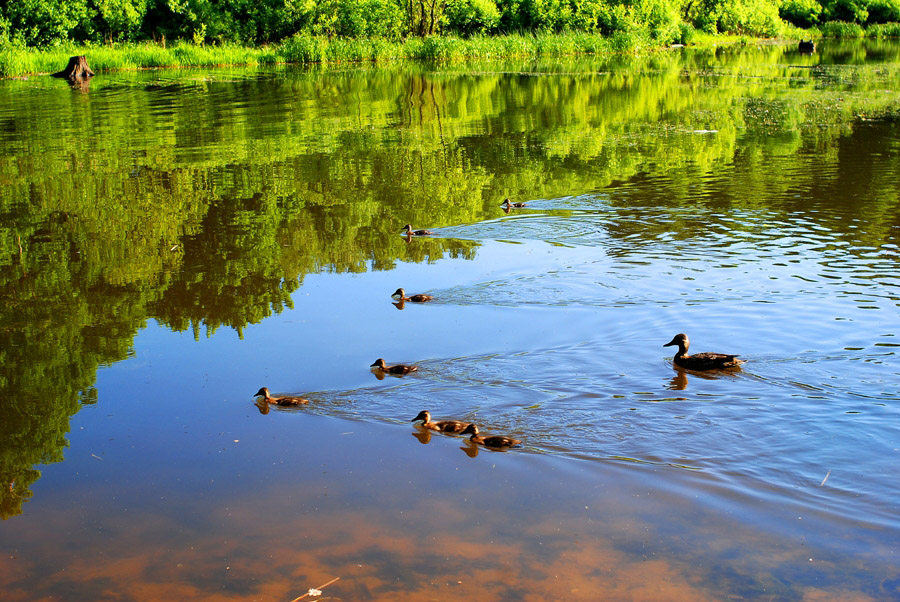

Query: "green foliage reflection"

xmin=2 ymin=43 xmax=900 ymax=517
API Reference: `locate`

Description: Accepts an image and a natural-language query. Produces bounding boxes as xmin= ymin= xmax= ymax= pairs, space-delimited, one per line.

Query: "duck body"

xmin=370 ymin=358 xmax=418 ymax=375
xmin=412 ymin=410 xmax=469 ymax=434
xmin=392 ymin=288 xmax=434 ymax=303
xmin=663 ymin=333 xmax=741 ymax=370
xmin=798 ymin=40 xmax=816 ymax=53
xmin=402 ymin=224 xmax=434 ymax=236
xmin=500 ymin=198 xmax=527 ymax=208
xmin=461 ymin=423 xmax=521 ymax=448
xmin=253 ymin=387 xmax=309 ymax=406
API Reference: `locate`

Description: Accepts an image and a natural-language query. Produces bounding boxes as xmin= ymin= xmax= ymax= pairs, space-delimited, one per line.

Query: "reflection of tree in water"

xmin=2 ymin=44 xmax=900 ymax=516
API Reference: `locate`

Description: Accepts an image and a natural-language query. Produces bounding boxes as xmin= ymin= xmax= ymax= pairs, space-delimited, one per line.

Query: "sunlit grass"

xmin=3 ymin=24 xmax=899 ymax=77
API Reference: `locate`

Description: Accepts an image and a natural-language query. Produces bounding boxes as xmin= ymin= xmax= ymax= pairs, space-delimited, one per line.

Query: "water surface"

xmin=1 ymin=40 xmax=899 ymax=600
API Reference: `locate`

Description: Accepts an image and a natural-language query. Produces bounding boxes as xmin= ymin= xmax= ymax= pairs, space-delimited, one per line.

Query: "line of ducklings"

xmin=258 ymin=211 xmax=742 ymax=443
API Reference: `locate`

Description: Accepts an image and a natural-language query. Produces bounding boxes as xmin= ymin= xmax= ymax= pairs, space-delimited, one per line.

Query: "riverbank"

xmin=0 ymin=29 xmax=808 ymax=78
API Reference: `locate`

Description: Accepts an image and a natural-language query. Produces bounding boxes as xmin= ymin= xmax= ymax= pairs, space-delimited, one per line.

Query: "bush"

xmin=780 ymin=0 xmax=823 ymax=27
xmin=865 ymin=0 xmax=900 ymax=23
xmin=676 ymin=22 xmax=697 ymax=44
xmin=717 ymin=0 xmax=785 ymax=35
xmin=444 ymin=0 xmax=501 ymax=35
xmin=823 ymin=0 xmax=869 ymax=21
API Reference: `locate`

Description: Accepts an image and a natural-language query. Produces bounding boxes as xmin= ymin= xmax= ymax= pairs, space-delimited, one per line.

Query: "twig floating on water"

xmin=820 ymin=470 xmax=831 ymax=486
xmin=290 ymin=576 xmax=340 ymax=601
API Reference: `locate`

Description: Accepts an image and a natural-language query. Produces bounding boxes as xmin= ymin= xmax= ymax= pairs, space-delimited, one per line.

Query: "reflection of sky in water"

xmin=6 ymin=415 xmax=896 ymax=600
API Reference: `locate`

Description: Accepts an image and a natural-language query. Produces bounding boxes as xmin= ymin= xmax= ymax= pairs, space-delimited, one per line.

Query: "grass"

xmin=2 ymin=25 xmax=900 ymax=77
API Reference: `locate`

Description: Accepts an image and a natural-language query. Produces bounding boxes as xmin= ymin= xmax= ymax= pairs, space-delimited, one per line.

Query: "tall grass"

xmin=866 ymin=22 xmax=900 ymax=38
xmin=820 ymin=21 xmax=866 ymax=38
xmin=0 ymin=42 xmax=276 ymax=77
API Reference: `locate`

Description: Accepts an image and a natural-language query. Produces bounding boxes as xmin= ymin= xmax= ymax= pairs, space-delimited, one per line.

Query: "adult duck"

xmin=402 ymin=224 xmax=434 ymax=236
xmin=392 ymin=288 xmax=434 ymax=303
xmin=370 ymin=358 xmax=418 ymax=375
xmin=412 ymin=410 xmax=469 ymax=434
xmin=461 ymin=423 xmax=522 ymax=449
xmin=500 ymin=198 xmax=527 ymax=208
xmin=253 ymin=387 xmax=309 ymax=406
xmin=663 ymin=333 xmax=742 ymax=370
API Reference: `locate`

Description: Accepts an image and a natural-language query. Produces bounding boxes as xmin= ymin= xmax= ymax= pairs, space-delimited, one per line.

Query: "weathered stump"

xmin=798 ymin=40 xmax=816 ymax=54
xmin=52 ymin=55 xmax=94 ymax=80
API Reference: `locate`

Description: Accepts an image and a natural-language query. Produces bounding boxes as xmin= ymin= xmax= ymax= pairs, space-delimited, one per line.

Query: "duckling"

xmin=461 ymin=423 xmax=522 ymax=449
xmin=370 ymin=358 xmax=418 ymax=375
xmin=412 ymin=410 xmax=470 ymax=434
xmin=663 ymin=333 xmax=742 ymax=370
xmin=253 ymin=387 xmax=309 ymax=406
xmin=392 ymin=288 xmax=434 ymax=303
xmin=500 ymin=198 xmax=527 ymax=208
xmin=402 ymin=224 xmax=434 ymax=236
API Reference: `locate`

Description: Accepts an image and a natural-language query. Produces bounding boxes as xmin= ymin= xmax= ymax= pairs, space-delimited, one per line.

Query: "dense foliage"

xmin=2 ymin=0 xmax=900 ymax=49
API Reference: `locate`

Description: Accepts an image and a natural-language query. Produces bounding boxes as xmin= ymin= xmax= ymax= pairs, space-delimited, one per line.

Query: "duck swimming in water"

xmin=253 ymin=387 xmax=309 ymax=406
xmin=663 ymin=333 xmax=742 ymax=370
xmin=370 ymin=358 xmax=418 ymax=375
xmin=500 ymin=198 xmax=527 ymax=208
xmin=392 ymin=288 xmax=434 ymax=303
xmin=412 ymin=410 xmax=470 ymax=434
xmin=402 ymin=224 xmax=434 ymax=236
xmin=461 ymin=423 xmax=522 ymax=449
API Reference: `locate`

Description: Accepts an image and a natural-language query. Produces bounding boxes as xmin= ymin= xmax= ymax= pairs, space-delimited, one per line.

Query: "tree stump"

xmin=52 ymin=56 xmax=95 ymax=80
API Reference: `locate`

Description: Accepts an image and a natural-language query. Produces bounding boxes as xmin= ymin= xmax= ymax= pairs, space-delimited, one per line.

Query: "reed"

xmin=866 ymin=22 xmax=900 ymax=38
xmin=820 ymin=21 xmax=866 ymax=38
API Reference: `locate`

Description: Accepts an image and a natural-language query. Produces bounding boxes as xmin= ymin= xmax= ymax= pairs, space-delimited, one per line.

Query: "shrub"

xmin=865 ymin=0 xmax=900 ymax=23
xmin=444 ymin=0 xmax=501 ymax=35
xmin=780 ymin=0 xmax=823 ymax=27
xmin=823 ymin=0 xmax=869 ymax=22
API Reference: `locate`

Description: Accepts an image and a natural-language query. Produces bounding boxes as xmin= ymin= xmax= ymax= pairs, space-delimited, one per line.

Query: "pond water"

xmin=1 ymin=40 xmax=899 ymax=600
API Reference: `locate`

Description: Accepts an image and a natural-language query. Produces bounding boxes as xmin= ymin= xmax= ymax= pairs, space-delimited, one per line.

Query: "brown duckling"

xmin=663 ymin=333 xmax=742 ymax=370
xmin=412 ymin=410 xmax=470 ymax=434
xmin=500 ymin=198 xmax=527 ymax=208
xmin=402 ymin=224 xmax=434 ymax=236
xmin=392 ymin=288 xmax=434 ymax=303
xmin=253 ymin=387 xmax=309 ymax=406
xmin=370 ymin=358 xmax=418 ymax=375
xmin=461 ymin=423 xmax=522 ymax=449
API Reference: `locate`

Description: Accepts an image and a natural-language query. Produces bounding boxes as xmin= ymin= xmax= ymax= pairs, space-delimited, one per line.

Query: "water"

xmin=1 ymin=41 xmax=899 ymax=600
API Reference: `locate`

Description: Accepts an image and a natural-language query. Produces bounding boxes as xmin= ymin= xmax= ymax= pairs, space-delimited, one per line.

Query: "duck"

xmin=370 ymin=358 xmax=418 ymax=375
xmin=402 ymin=224 xmax=434 ymax=236
xmin=391 ymin=288 xmax=434 ymax=303
xmin=798 ymin=40 xmax=816 ymax=53
xmin=412 ymin=410 xmax=470 ymax=434
xmin=500 ymin=198 xmax=527 ymax=208
xmin=461 ymin=423 xmax=522 ymax=449
xmin=253 ymin=387 xmax=309 ymax=406
xmin=663 ymin=333 xmax=742 ymax=370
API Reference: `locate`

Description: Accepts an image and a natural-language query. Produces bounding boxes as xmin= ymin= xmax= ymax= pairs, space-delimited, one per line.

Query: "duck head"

xmin=663 ymin=333 xmax=690 ymax=355
xmin=412 ymin=410 xmax=431 ymax=423
xmin=370 ymin=358 xmax=388 ymax=369
xmin=253 ymin=387 xmax=270 ymax=398
xmin=392 ymin=288 xmax=405 ymax=299
xmin=461 ymin=423 xmax=479 ymax=436
xmin=401 ymin=224 xmax=413 ymax=233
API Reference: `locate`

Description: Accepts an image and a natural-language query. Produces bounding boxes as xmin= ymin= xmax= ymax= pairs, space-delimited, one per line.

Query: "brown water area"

xmin=1 ymin=40 xmax=900 ymax=600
